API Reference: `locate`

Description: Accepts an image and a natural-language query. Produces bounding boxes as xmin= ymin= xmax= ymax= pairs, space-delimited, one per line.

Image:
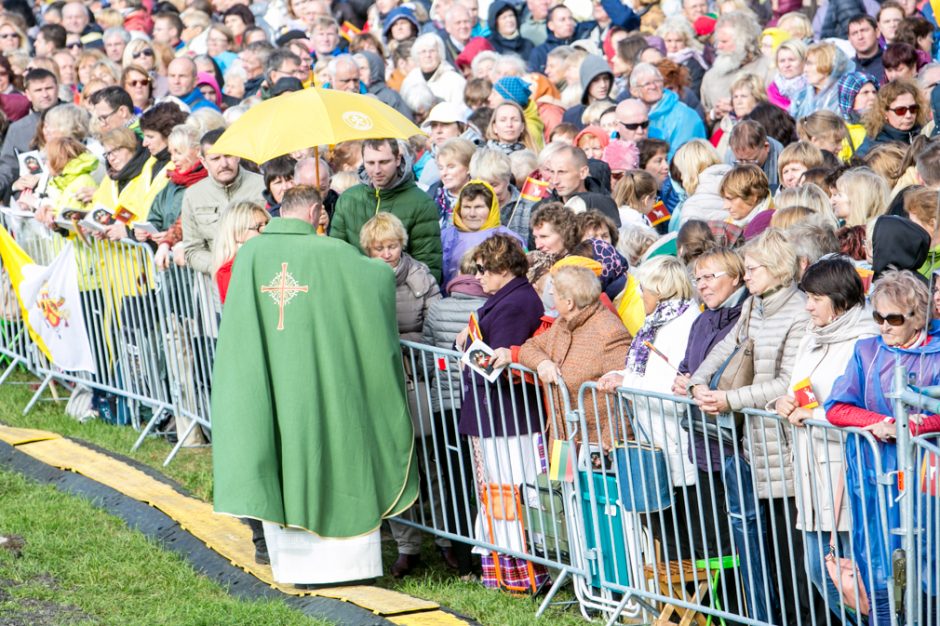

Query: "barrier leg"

xmin=162 ymin=416 xmax=203 ymax=467
xmin=535 ymin=568 xmax=569 ymax=618
xmin=22 ymin=374 xmax=52 ymax=415
xmin=131 ymin=407 xmax=168 ymax=452
xmin=0 ymin=355 xmax=23 ymax=386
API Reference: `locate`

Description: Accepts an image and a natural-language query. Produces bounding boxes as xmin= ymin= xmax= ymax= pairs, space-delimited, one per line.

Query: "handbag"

xmin=825 ymin=474 xmax=870 ymax=615
xmin=681 ymin=304 xmax=754 ymax=441
xmin=614 ymin=414 xmax=672 ymax=512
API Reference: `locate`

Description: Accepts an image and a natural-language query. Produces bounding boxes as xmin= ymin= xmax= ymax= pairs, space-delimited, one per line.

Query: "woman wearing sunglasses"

xmin=827 ymin=270 xmax=940 ymax=626
xmin=857 ymin=78 xmax=927 ymax=156
xmin=121 ymin=64 xmax=152 ymax=113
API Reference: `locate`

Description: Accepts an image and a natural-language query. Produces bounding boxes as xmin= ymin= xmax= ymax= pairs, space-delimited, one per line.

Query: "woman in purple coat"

xmin=456 ymin=234 xmax=548 ymax=591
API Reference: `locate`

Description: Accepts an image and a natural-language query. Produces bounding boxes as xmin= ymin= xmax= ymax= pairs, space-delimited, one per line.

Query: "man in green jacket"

xmin=330 ymin=138 xmax=443 ymax=282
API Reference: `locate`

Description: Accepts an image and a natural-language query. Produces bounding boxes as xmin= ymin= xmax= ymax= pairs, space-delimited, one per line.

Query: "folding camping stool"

xmin=643 ymin=546 xmax=740 ymax=626
xmin=481 ymin=483 xmax=539 ymax=594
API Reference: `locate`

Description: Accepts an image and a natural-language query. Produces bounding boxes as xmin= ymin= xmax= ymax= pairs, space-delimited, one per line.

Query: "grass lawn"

xmin=0 ymin=373 xmax=590 ymax=626
xmin=0 ymin=470 xmax=326 ymax=625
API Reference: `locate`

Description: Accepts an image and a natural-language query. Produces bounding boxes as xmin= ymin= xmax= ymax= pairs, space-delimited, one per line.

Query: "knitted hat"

xmin=761 ymin=27 xmax=791 ymax=56
xmin=693 ymin=14 xmax=717 ymax=36
xmin=493 ymin=76 xmax=531 ymax=107
xmin=455 ymin=37 xmax=495 ymax=71
xmin=602 ymin=139 xmax=640 ymax=172
xmin=573 ymin=125 xmax=611 ymax=150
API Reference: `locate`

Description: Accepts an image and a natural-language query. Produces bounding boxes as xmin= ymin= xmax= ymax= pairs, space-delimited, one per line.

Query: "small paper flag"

xmin=436 ymin=357 xmax=447 ymax=371
xmin=645 ymin=200 xmax=670 ymax=227
xmin=519 ymin=177 xmax=551 ymax=202
xmin=921 ymin=452 xmax=940 ymax=497
xmin=549 ymin=440 xmax=574 ymax=483
xmin=792 ymin=377 xmax=819 ymax=409
xmin=340 ymin=21 xmax=361 ymax=42
xmin=468 ymin=312 xmax=482 ymax=343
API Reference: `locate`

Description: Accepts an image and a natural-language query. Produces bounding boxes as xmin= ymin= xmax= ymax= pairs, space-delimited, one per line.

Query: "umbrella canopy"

xmin=209 ymin=87 xmax=424 ymax=163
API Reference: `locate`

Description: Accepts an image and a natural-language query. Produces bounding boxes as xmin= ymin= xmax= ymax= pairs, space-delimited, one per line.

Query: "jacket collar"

xmin=481 ymin=275 xmax=530 ymax=314
xmin=261 ymin=217 xmax=316 ymax=236
xmin=754 ymin=282 xmax=799 ymax=318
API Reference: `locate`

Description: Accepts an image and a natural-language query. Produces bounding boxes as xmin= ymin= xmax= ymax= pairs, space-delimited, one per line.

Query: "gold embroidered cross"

xmin=260 ymin=263 xmax=308 ymax=330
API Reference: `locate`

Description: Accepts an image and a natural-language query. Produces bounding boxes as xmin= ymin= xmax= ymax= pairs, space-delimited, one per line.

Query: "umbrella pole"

xmin=314 ymin=145 xmax=321 ymax=189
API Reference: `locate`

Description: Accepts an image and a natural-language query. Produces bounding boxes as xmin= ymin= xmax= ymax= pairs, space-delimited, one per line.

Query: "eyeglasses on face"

xmin=873 ymin=310 xmax=914 ymax=326
xmin=0 ymin=32 xmax=18 ymax=40
xmin=126 ymin=78 xmax=150 ymax=88
xmin=694 ymin=271 xmax=728 ymax=285
xmin=97 ymin=109 xmax=118 ymax=124
xmin=133 ymin=48 xmax=155 ymax=59
xmin=888 ymin=104 xmax=919 ymax=116
xmin=67 ymin=42 xmax=83 ymax=49
xmin=474 ymin=263 xmax=487 ymax=275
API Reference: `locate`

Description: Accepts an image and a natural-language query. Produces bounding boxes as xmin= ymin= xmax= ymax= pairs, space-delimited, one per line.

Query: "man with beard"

xmin=700 ymin=12 xmax=770 ymax=120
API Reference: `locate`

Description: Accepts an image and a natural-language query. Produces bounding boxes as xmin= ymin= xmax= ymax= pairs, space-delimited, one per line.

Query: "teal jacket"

xmin=331 ymin=156 xmax=443 ymax=282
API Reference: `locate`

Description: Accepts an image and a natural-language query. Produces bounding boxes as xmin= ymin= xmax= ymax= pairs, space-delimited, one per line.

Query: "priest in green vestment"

xmin=211 ymin=186 xmax=419 ymax=561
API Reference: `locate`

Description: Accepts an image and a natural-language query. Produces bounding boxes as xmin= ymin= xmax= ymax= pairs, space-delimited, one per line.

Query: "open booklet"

xmin=17 ymin=150 xmax=49 ymax=197
xmin=460 ymin=339 xmax=506 ymax=383
xmin=72 ymin=205 xmax=135 ymax=233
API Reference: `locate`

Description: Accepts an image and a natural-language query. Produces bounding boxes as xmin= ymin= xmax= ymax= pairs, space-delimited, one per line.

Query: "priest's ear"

xmin=281 ymin=185 xmax=323 ymax=227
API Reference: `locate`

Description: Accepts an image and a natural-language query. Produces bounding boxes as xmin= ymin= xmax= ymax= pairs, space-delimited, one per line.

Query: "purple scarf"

xmin=625 ymin=299 xmax=692 ymax=375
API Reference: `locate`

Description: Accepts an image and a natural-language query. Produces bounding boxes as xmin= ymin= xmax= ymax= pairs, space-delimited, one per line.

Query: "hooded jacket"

xmin=331 ymin=151 xmax=443 ymax=282
xmin=47 ymin=152 xmax=99 ymax=216
xmin=440 ymin=180 xmax=525 ymax=285
xmin=789 ymin=47 xmax=853 ymax=119
xmin=360 ymin=50 xmax=412 ymax=119
xmin=674 ymin=163 xmax=733 ymax=225
xmin=486 ymin=1 xmax=533 ymax=58
xmin=871 ymin=215 xmax=930 ymax=281
xmin=649 ymin=89 xmax=707 ymax=160
xmin=393 ymin=252 xmax=442 ymax=343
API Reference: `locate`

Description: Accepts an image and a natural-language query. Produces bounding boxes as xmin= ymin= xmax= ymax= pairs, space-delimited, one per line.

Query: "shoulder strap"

xmin=829 ymin=471 xmax=846 ymax=551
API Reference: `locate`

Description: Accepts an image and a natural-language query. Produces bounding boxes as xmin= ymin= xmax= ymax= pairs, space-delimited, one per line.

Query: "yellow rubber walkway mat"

xmin=1 ymin=425 xmax=459 ymax=620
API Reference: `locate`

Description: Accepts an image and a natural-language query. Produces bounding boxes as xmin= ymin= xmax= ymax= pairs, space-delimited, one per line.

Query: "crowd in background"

xmin=3 ymin=0 xmax=940 ymax=619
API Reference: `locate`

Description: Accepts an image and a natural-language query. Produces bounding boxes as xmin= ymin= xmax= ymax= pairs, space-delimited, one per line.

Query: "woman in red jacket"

xmin=213 ymin=201 xmax=270 ymax=304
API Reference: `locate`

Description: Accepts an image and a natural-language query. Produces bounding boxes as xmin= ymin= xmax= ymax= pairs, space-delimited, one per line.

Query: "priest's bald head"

xmin=281 ymin=185 xmax=327 ymax=230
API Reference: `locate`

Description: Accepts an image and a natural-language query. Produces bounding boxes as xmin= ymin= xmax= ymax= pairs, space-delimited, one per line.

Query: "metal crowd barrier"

xmin=0 ymin=213 xmax=221 ymax=466
xmin=2 ymin=215 xmax=939 ymax=625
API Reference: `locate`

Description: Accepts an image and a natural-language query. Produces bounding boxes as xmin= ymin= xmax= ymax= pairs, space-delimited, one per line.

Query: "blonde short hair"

xmin=777 ymin=11 xmax=813 ymax=40
xmin=436 ymin=137 xmax=476 ymax=167
xmin=694 ymin=247 xmax=745 ymax=283
xmin=806 ymin=41 xmax=838 ymax=76
xmin=212 ymin=202 xmax=269 ymax=275
xmin=552 ymin=265 xmax=602 ymax=308
xmin=637 ymin=255 xmax=693 ymax=301
xmin=796 ymin=110 xmax=847 ymax=146
xmin=742 ymin=228 xmax=799 ymax=287
xmin=778 ymin=141 xmax=824 ymax=177
xmin=469 ymin=148 xmax=512 ymax=184
xmin=836 ymin=167 xmax=890 ymax=227
xmin=672 ymin=139 xmax=721 ymax=196
xmin=774 ymin=183 xmax=838 ymax=227
xmin=360 ymin=212 xmax=408 ymax=251
xmin=719 ymin=164 xmax=769 ymax=205
xmin=730 ymin=73 xmax=768 ymax=105
xmin=776 ymin=39 xmax=807 ymax=64
xmin=770 ymin=206 xmax=815 ymax=229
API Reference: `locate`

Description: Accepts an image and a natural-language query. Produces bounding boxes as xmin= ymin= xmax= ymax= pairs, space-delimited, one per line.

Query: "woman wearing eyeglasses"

xmin=856 ymin=79 xmax=927 ymax=156
xmin=121 ymin=65 xmax=153 ymax=113
xmin=770 ymin=257 xmax=879 ymax=620
xmin=213 ymin=202 xmax=271 ymax=304
xmin=826 ymin=270 xmax=940 ymax=626
xmin=0 ymin=20 xmax=27 ymax=55
xmin=122 ymin=40 xmax=169 ymax=99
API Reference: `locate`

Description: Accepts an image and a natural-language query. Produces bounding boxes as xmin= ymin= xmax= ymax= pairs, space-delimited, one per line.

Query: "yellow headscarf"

xmin=551 ymin=255 xmax=603 ymax=276
xmin=761 ymin=27 xmax=791 ymax=56
xmin=452 ymin=180 xmax=502 ymax=232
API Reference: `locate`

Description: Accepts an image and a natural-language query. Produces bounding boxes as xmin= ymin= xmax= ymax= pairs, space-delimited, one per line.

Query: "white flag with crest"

xmin=19 ymin=242 xmax=96 ymax=373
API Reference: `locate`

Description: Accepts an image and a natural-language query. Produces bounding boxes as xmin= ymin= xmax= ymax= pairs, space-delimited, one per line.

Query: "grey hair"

xmin=44 ymin=104 xmax=91 ymax=143
xmin=402 ymin=83 xmax=438 ymax=113
xmin=471 ymin=50 xmax=499 ymax=75
xmin=656 ymin=17 xmax=700 ymax=50
xmin=617 ymin=223 xmax=660 ymax=266
xmin=103 ymin=27 xmax=131 ymax=43
xmin=785 ymin=221 xmax=839 ymax=265
xmin=546 ymin=45 xmax=575 ymax=63
xmin=629 ymin=62 xmax=663 ymax=89
xmin=469 ymin=148 xmax=512 ymax=183
xmin=327 ymin=54 xmax=358 ymax=77
xmin=412 ymin=33 xmax=446 ymax=62
xmin=492 ymin=53 xmax=527 ymax=77
xmin=715 ymin=11 xmax=762 ymax=59
xmin=168 ymin=123 xmax=201 ymax=152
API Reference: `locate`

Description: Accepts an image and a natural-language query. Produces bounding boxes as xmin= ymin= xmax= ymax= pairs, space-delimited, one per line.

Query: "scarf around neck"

xmin=773 ymin=73 xmax=807 ymax=99
xmin=169 ymin=161 xmax=208 ymax=187
xmin=625 ymin=298 xmax=692 ymax=375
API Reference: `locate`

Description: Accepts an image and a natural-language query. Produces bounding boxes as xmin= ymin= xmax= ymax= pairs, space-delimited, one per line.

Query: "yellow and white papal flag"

xmin=0 ymin=225 xmax=96 ymax=373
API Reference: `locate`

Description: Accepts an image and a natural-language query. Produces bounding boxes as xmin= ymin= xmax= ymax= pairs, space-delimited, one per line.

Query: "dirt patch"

xmin=0 ymin=574 xmax=97 ymax=625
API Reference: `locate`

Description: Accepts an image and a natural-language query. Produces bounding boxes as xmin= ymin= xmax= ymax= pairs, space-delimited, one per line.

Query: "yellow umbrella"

xmin=209 ymin=87 xmax=424 ymax=164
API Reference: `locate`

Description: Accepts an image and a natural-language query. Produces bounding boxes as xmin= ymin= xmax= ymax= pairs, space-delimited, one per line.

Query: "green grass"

xmin=0 ymin=371 xmax=591 ymax=625
xmin=0 ymin=469 xmax=328 ymax=625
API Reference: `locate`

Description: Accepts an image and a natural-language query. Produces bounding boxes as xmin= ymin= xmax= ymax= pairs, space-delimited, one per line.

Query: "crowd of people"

xmin=3 ymin=0 xmax=940 ymax=619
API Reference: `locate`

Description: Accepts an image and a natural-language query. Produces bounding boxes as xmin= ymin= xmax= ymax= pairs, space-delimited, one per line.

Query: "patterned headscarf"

xmin=589 ymin=238 xmax=627 ymax=289
xmin=837 ymin=71 xmax=878 ymax=121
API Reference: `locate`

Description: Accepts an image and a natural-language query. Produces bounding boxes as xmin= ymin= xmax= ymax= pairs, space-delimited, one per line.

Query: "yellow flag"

xmin=0 ymin=224 xmax=52 ymax=361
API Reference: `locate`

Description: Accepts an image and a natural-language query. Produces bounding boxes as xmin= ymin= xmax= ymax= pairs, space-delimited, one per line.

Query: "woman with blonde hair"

xmin=790 ymin=42 xmax=849 ymax=119
xmin=860 ymin=78 xmax=927 ymax=154
xmin=777 ymin=11 xmax=813 ymax=40
xmin=774 ymin=183 xmax=838 ymax=227
xmin=122 ymin=39 xmax=168 ymax=98
xmin=485 ymin=101 xmax=537 ymax=154
xmin=777 ymin=141 xmax=824 ymax=189
xmin=32 ymin=138 xmax=99 ymax=226
xmin=213 ymin=202 xmax=270 ymax=303
xmin=669 ymin=139 xmax=730 ymax=228
xmin=430 ymin=137 xmax=476 ymax=226
xmin=613 ymin=169 xmax=659 ymax=226
xmin=657 ymin=16 xmax=707 ymax=95
xmin=831 ymin=167 xmax=890 ymax=227
xmin=718 ymin=164 xmax=773 ymax=239
xmin=122 ymin=64 xmax=153 ymax=113
xmin=713 ymin=73 xmax=768 ymax=159
xmin=769 ymin=205 xmax=815 ymax=229
xmin=796 ymin=109 xmax=855 ymax=160
xmin=0 ymin=19 xmax=27 ymax=54
xmin=767 ymin=39 xmax=807 ymax=111
xmin=862 ymin=142 xmax=907 ymax=188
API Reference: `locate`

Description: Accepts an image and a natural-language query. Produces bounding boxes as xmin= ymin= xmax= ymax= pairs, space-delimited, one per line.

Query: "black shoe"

xmin=390 ymin=553 xmax=421 ymax=578
xmin=255 ymin=545 xmax=270 ymax=565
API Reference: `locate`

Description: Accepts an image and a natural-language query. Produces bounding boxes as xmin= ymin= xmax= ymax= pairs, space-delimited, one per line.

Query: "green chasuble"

xmin=211 ymin=217 xmax=418 ymax=538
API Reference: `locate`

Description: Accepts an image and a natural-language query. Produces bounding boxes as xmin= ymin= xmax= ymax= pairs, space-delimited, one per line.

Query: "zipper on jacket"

xmin=375 ymin=188 xmax=381 ymax=214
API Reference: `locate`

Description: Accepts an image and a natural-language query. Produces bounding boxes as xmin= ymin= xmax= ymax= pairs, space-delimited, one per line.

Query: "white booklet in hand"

xmin=461 ymin=339 xmax=506 ymax=383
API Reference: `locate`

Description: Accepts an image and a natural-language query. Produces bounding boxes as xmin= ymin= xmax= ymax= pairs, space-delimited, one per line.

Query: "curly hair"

xmin=863 ymin=78 xmax=927 ymax=138
xmin=474 ymin=233 xmax=529 ymax=278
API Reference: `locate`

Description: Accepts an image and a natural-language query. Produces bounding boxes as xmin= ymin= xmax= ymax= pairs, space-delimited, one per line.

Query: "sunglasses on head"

xmin=619 ymin=120 xmax=649 ymax=131
xmin=873 ymin=310 xmax=914 ymax=326
xmin=888 ymin=104 xmax=919 ymax=116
